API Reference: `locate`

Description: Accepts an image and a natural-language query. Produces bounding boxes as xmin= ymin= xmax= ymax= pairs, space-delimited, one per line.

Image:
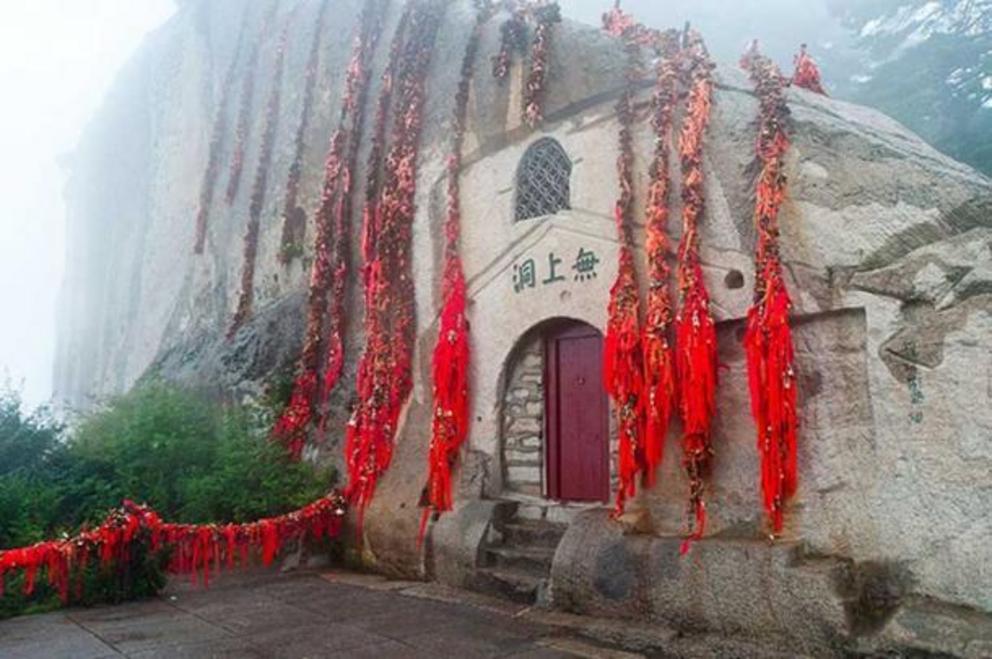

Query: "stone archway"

xmin=500 ymin=318 xmax=612 ymax=502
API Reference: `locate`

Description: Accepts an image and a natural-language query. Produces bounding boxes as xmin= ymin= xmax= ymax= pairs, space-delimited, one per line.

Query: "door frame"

xmin=543 ymin=320 xmax=610 ymax=503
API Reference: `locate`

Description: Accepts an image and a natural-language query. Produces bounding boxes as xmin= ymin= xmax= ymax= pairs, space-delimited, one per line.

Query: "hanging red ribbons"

xmin=273 ymin=0 xmax=388 ymax=459
xmin=675 ymin=31 xmax=717 ymax=552
xmin=602 ymin=6 xmax=646 ymax=518
xmin=229 ymin=11 xmax=295 ymax=338
xmin=741 ymin=43 xmax=799 ymax=536
xmin=791 ymin=43 xmax=827 ymax=96
xmin=641 ymin=31 xmax=681 ymax=488
xmin=419 ymin=5 xmax=493 ymax=544
xmin=346 ymin=0 xmax=446 ymax=532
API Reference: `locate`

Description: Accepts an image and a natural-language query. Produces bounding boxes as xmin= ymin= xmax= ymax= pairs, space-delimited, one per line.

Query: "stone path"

xmin=0 ymin=569 xmax=639 ymax=658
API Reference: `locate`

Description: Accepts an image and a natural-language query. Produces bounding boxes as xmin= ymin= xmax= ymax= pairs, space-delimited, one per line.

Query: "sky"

xmin=0 ymin=0 xmax=175 ymax=410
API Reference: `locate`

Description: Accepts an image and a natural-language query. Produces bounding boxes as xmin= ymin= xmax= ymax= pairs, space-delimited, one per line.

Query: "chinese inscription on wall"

xmin=512 ymin=248 xmax=600 ymax=293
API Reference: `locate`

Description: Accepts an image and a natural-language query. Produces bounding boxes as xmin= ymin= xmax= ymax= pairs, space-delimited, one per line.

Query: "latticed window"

xmin=515 ymin=138 xmax=571 ymax=222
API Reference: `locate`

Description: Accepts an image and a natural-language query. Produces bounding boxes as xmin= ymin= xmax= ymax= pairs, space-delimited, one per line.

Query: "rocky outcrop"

xmin=56 ymin=0 xmax=991 ymax=655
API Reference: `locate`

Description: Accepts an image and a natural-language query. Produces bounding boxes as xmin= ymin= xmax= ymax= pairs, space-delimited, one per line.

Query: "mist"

xmin=0 ymin=1 xmax=175 ymax=409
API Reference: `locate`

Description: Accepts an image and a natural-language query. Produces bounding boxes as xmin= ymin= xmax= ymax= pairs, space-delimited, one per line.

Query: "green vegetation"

xmin=0 ymin=383 xmax=334 ymax=618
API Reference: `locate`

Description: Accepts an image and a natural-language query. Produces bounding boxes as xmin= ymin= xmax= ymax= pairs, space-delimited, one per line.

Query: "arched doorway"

xmin=501 ymin=319 xmax=610 ymax=503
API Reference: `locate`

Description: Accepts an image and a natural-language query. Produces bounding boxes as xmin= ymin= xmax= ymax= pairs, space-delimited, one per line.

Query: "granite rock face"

xmin=56 ymin=0 xmax=991 ymax=653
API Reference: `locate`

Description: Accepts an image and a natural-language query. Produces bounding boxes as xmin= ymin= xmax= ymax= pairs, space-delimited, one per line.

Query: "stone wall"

xmin=501 ymin=333 xmax=544 ymax=496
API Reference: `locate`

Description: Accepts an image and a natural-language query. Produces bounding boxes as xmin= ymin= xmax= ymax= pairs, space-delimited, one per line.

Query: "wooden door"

xmin=545 ymin=322 xmax=609 ymax=502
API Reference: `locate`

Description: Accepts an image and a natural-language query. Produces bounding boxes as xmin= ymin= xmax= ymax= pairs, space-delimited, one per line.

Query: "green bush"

xmin=0 ymin=383 xmax=335 ymax=618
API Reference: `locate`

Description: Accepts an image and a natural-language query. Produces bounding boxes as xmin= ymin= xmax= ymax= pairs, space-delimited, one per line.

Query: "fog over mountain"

xmin=0 ymin=0 xmax=987 ymax=410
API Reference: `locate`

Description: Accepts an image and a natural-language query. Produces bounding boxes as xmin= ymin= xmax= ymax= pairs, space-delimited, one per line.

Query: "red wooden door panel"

xmin=545 ymin=323 xmax=609 ymax=502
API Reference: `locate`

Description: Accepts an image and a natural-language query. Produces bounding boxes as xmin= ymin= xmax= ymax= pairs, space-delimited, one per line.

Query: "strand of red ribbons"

xmin=345 ymin=0 xmax=445 ymax=532
xmin=229 ymin=11 xmax=295 ymax=338
xmin=740 ymin=43 xmax=799 ymax=536
xmin=675 ymin=31 xmax=718 ymax=553
xmin=273 ymin=0 xmax=389 ymax=460
xmin=225 ymin=2 xmax=278 ymax=205
xmin=640 ymin=31 xmax=681 ymax=490
xmin=522 ymin=3 xmax=561 ymax=128
xmin=277 ymin=0 xmax=330 ymax=264
xmin=602 ymin=6 xmax=647 ymax=518
xmin=192 ymin=10 xmax=249 ymax=255
xmin=418 ymin=3 xmax=494 ymax=544
xmin=0 ymin=493 xmax=346 ymax=605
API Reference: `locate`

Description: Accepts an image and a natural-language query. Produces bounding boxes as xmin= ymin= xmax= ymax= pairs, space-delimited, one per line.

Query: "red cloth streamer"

xmin=675 ymin=31 xmax=717 ymax=554
xmin=0 ymin=494 xmax=346 ymax=606
xmin=602 ymin=11 xmax=646 ymax=517
xmin=346 ymin=0 xmax=446 ymax=532
xmin=419 ymin=6 xmax=492 ymax=544
xmin=229 ymin=11 xmax=295 ymax=338
xmin=791 ymin=43 xmax=827 ymax=96
xmin=641 ymin=31 xmax=681 ymax=487
xmin=192 ymin=10 xmax=249 ymax=254
xmin=273 ymin=0 xmax=388 ymax=459
xmin=741 ymin=43 xmax=800 ymax=536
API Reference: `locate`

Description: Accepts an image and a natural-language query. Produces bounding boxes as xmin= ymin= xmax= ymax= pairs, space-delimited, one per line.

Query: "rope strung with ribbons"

xmin=229 ymin=9 xmax=296 ymax=338
xmin=674 ymin=30 xmax=718 ymax=554
xmin=192 ymin=9 xmax=249 ymax=255
xmin=740 ymin=42 xmax=799 ymax=536
xmin=225 ymin=1 xmax=278 ymax=205
xmin=345 ymin=0 xmax=446 ymax=532
xmin=640 ymin=30 xmax=681 ymax=490
xmin=601 ymin=3 xmax=650 ymax=518
xmin=419 ymin=1 xmax=495 ymax=544
xmin=277 ymin=0 xmax=331 ymax=264
xmin=0 ymin=493 xmax=346 ymax=604
xmin=274 ymin=0 xmax=389 ymax=460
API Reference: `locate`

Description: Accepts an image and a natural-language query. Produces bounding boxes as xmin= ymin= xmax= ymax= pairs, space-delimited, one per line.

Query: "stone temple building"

xmin=54 ymin=0 xmax=992 ymax=655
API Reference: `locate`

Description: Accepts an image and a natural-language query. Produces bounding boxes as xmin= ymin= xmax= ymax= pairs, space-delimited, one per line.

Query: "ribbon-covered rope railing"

xmin=192 ymin=9 xmax=249 ymax=255
xmin=674 ymin=30 xmax=718 ymax=554
xmin=273 ymin=0 xmax=389 ymax=460
xmin=0 ymin=493 xmax=346 ymax=605
xmin=740 ymin=42 xmax=799 ymax=537
xmin=418 ymin=2 xmax=492 ymax=543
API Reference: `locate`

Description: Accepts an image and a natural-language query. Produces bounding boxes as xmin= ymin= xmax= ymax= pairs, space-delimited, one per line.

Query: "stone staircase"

xmin=472 ymin=502 xmax=569 ymax=605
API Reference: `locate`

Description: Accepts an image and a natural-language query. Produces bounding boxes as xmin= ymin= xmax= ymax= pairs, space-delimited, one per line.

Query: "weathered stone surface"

xmin=54 ymin=0 xmax=992 ymax=652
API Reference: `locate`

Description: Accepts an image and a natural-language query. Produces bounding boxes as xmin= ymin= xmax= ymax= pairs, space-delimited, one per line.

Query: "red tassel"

xmin=741 ymin=43 xmax=800 ymax=536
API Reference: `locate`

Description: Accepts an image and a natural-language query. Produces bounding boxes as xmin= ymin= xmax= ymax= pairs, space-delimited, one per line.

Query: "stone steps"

xmin=484 ymin=545 xmax=557 ymax=574
xmin=469 ymin=500 xmax=568 ymax=606
xmin=499 ymin=519 xmax=568 ymax=549
xmin=473 ymin=567 xmax=545 ymax=604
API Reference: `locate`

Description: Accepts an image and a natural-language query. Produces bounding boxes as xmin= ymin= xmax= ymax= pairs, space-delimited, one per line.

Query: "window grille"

xmin=515 ymin=138 xmax=571 ymax=221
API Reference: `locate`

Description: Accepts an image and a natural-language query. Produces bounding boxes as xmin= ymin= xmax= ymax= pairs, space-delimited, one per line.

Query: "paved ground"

xmin=0 ymin=569 xmax=637 ymax=658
